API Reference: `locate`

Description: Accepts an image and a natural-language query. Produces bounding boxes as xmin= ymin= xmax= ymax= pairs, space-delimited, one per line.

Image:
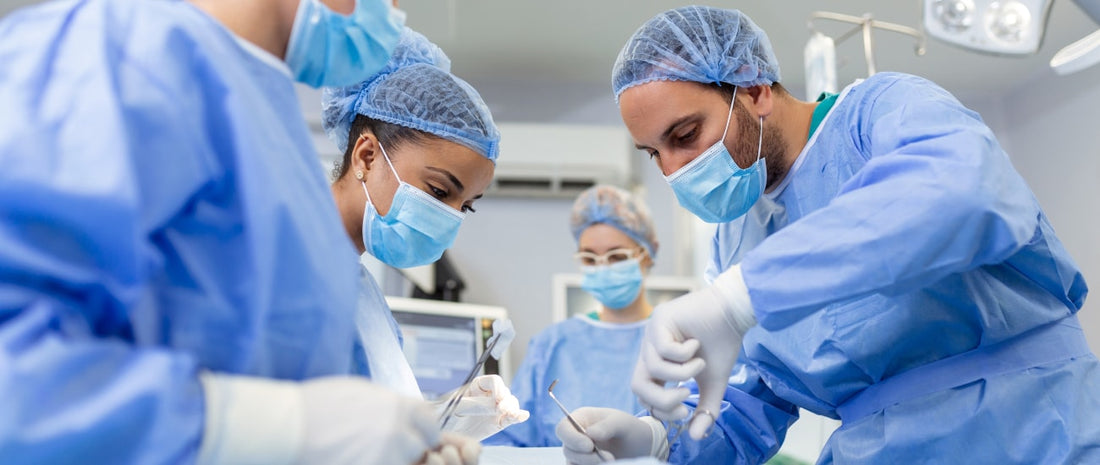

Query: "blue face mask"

xmin=581 ymin=259 xmax=645 ymax=310
xmin=286 ymin=0 xmax=406 ymax=88
xmin=665 ymin=87 xmax=766 ymax=223
xmin=361 ymin=142 xmax=464 ymax=268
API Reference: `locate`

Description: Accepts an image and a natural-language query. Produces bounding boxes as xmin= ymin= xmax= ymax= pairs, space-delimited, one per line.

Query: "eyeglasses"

xmin=574 ymin=247 xmax=644 ymax=267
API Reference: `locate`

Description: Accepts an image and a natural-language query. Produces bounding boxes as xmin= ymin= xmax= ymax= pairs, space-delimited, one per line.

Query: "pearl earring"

xmin=355 ymin=170 xmax=364 ymax=180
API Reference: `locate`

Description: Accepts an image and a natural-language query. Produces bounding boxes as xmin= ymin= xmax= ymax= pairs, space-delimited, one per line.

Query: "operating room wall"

xmin=991 ymin=65 xmax=1100 ymax=350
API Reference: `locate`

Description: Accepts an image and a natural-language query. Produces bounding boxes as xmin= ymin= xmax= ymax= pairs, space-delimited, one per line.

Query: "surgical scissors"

xmin=548 ymin=379 xmax=614 ymax=463
xmin=665 ymin=418 xmax=688 ymax=448
xmin=662 ymin=407 xmax=714 ymax=450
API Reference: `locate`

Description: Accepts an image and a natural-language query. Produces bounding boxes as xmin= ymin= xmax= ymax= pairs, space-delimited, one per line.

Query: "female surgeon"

xmin=557 ymin=6 xmax=1100 ymax=465
xmin=485 ymin=185 xmax=659 ymax=447
xmin=0 ymin=0 xmax=472 ymax=464
xmin=322 ymin=27 xmax=529 ymax=442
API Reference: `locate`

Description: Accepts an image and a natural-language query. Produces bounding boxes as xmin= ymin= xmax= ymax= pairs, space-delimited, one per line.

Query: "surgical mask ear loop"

xmin=722 ymin=87 xmax=764 ymax=167
xmin=756 ymin=115 xmax=763 ymax=164
xmin=377 ymin=141 xmax=402 ymax=183
xmin=360 ymin=140 xmax=402 ymax=208
xmin=718 ymin=87 xmax=737 ymax=146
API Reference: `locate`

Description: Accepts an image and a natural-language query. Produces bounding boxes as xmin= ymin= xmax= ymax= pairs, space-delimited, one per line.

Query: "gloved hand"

xmin=417 ymin=433 xmax=481 ymax=465
xmin=555 ymin=407 xmax=669 ymax=465
xmin=631 ymin=264 xmax=756 ymax=439
xmin=197 ymin=374 xmax=440 ymax=465
xmin=433 ymin=375 xmax=530 ymax=440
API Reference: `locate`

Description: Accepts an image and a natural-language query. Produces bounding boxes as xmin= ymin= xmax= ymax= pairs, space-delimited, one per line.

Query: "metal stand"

xmin=808 ymin=11 xmax=927 ymax=76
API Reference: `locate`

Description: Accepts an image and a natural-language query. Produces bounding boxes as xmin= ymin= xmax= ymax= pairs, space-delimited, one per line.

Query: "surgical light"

xmin=924 ymin=0 xmax=1052 ymax=55
xmin=934 ymin=0 xmax=976 ymax=31
xmin=986 ymin=2 xmax=1031 ymax=43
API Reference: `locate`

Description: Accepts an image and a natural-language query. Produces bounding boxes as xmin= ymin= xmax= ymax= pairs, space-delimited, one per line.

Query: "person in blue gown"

xmin=322 ymin=26 xmax=529 ymax=441
xmin=485 ymin=185 xmax=660 ymax=447
xmin=556 ymin=6 xmax=1100 ymax=465
xmin=0 ymin=0 xmax=479 ymax=464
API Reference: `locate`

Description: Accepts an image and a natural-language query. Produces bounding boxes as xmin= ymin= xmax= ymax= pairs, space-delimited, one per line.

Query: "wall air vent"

xmin=490 ymin=123 xmax=639 ymax=198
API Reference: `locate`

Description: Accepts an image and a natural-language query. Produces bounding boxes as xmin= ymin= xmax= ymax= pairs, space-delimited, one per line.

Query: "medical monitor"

xmin=386 ymin=297 xmax=511 ymax=400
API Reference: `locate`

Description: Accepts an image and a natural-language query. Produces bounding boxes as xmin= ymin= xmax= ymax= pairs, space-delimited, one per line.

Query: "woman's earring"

xmin=355 ymin=170 xmax=364 ymax=180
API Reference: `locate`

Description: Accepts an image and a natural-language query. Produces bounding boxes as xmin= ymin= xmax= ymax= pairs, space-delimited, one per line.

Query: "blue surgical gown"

xmin=0 ymin=0 xmax=361 ymax=463
xmin=485 ymin=315 xmax=646 ymax=447
xmin=673 ymin=73 xmax=1100 ymax=464
xmin=351 ymin=264 xmax=421 ymax=398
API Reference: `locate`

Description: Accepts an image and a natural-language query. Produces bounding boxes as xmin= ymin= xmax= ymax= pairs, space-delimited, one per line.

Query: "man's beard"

xmin=731 ymin=103 xmax=788 ymax=190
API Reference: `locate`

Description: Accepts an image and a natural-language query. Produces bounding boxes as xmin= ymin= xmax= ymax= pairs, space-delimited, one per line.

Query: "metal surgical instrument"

xmin=548 ymin=379 xmax=614 ymax=463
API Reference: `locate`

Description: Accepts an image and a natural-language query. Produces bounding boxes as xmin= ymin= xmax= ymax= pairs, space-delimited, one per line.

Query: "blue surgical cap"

xmin=570 ymin=185 xmax=659 ymax=258
xmin=612 ymin=6 xmax=781 ymax=101
xmin=321 ymin=28 xmax=500 ymax=162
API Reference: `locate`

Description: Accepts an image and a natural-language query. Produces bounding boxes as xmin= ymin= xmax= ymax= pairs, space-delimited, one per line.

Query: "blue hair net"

xmin=570 ymin=185 xmax=659 ymax=258
xmin=612 ymin=6 xmax=781 ymax=101
xmin=321 ymin=28 xmax=500 ymax=162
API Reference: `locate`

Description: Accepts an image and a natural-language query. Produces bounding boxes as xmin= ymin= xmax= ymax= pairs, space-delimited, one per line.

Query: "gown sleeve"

xmin=740 ymin=76 xmax=1042 ymax=330
xmin=0 ymin=11 xmax=223 ymax=462
xmin=668 ymin=359 xmax=800 ymax=464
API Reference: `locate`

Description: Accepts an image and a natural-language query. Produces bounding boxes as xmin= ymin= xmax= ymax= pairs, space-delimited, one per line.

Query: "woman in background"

xmin=486 ymin=185 xmax=659 ymax=446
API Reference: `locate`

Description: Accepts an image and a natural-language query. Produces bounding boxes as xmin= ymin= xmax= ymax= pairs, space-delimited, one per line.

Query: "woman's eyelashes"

xmin=427 ymin=182 xmax=476 ymax=214
xmin=428 ymin=184 xmax=448 ymax=199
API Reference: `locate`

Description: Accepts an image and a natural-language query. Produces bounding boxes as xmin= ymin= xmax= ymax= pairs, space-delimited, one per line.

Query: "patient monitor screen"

xmin=392 ymin=311 xmax=478 ymax=399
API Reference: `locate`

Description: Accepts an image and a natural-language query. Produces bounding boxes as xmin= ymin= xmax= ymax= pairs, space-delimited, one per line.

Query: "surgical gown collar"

xmin=573 ymin=314 xmax=649 ymax=330
xmin=181 ymin=0 xmax=292 ymax=77
xmin=230 ymin=33 xmax=291 ymax=77
xmin=763 ymin=81 xmax=858 ymax=200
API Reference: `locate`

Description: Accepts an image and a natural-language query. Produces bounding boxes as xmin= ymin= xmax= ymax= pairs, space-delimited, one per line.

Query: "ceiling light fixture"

xmin=1050 ymin=0 xmax=1100 ymax=75
xmin=1051 ymin=28 xmax=1100 ymax=74
xmin=923 ymin=0 xmax=1052 ymax=55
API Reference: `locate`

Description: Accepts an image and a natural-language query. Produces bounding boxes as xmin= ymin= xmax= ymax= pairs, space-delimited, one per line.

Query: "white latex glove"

xmin=631 ymin=264 xmax=756 ymax=440
xmin=197 ymin=374 xmax=439 ymax=465
xmin=433 ymin=375 xmax=530 ymax=440
xmin=555 ymin=407 xmax=669 ymax=465
xmin=418 ymin=433 xmax=481 ymax=465
xmin=489 ymin=319 xmax=515 ymax=359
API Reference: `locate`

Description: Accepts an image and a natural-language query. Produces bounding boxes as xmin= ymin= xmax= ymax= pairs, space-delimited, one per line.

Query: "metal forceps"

xmin=665 ymin=418 xmax=688 ymax=448
xmin=660 ymin=408 xmax=714 ymax=451
xmin=438 ymin=332 xmax=504 ymax=429
xmin=548 ymin=379 xmax=614 ymax=463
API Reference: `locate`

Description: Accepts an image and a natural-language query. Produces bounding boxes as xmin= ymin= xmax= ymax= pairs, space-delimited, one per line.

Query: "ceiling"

xmin=1 ymin=0 xmax=1096 ymax=102
xmin=401 ymin=0 xmax=1099 ymax=100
